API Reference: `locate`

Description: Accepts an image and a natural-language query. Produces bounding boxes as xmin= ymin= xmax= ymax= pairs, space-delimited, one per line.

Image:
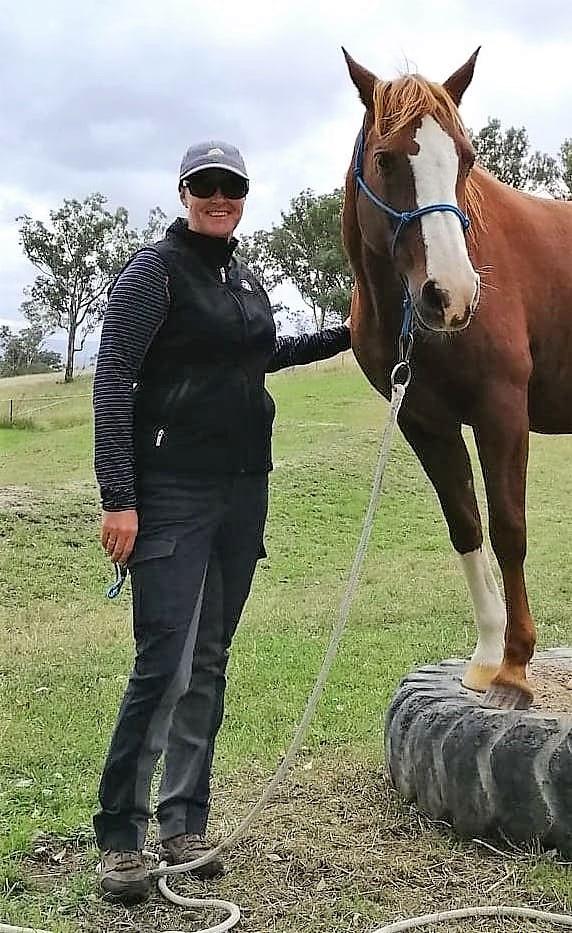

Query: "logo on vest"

xmin=241 ymin=280 xmax=253 ymax=292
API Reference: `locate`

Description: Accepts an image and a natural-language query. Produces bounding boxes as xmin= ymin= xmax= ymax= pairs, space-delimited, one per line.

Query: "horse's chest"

xmin=352 ymin=336 xmax=393 ymax=401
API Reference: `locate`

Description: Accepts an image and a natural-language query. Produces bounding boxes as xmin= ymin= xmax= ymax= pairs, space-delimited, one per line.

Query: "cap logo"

xmin=207 ymin=147 xmax=225 ymax=157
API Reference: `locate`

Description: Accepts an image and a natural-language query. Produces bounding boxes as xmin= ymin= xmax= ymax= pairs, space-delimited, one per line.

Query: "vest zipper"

xmin=155 ymin=428 xmax=165 ymax=447
xmin=225 ymin=280 xmax=251 ymax=472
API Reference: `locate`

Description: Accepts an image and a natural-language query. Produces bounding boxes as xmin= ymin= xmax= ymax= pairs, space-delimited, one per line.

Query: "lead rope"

xmin=144 ymin=372 xmax=411 ymax=933
xmin=4 ymin=366 xmax=572 ymax=933
xmin=0 ymin=369 xmax=407 ymax=933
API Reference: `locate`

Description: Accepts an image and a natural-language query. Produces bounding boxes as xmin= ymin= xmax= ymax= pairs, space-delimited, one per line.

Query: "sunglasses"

xmin=183 ymin=169 xmax=249 ymax=200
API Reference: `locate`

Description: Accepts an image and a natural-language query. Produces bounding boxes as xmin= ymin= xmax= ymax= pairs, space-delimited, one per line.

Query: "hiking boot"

xmin=98 ymin=849 xmax=150 ymax=903
xmin=159 ymin=833 xmax=224 ymax=880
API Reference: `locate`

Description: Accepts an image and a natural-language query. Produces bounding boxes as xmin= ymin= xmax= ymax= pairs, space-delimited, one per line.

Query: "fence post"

xmin=9 ymin=399 xmax=13 ymax=425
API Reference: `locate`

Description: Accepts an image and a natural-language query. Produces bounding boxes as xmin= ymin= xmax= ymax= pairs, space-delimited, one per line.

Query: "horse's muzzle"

xmin=415 ymin=276 xmax=480 ymax=333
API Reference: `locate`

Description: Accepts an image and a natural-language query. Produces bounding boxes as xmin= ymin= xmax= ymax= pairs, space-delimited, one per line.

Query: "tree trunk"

xmin=65 ymin=321 xmax=76 ymax=383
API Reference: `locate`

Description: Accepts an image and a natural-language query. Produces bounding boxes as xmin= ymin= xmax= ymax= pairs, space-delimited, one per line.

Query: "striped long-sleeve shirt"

xmin=93 ymin=249 xmax=351 ymax=511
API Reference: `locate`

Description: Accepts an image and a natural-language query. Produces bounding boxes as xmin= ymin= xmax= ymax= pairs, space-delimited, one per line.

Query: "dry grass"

xmin=15 ymin=756 xmax=570 ymax=933
xmin=0 ymin=371 xmax=64 ymax=394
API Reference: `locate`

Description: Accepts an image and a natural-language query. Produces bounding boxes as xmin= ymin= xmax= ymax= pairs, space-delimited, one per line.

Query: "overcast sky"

xmin=1 ymin=0 xmax=570 ymax=327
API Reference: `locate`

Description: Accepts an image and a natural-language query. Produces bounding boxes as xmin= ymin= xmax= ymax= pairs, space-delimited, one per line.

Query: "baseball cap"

xmin=179 ymin=140 xmax=249 ymax=184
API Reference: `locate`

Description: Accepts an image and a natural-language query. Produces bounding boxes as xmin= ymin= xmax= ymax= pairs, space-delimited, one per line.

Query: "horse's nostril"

xmin=421 ymin=279 xmax=451 ymax=312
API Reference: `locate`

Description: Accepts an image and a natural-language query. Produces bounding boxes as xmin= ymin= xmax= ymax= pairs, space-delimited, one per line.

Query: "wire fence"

xmin=0 ymin=394 xmax=92 ymax=424
xmin=0 ymin=354 xmax=355 ymax=426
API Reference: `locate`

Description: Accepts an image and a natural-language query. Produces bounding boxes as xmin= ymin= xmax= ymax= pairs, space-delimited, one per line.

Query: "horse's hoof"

xmin=481 ymin=683 xmax=533 ymax=710
xmin=462 ymin=661 xmax=500 ymax=693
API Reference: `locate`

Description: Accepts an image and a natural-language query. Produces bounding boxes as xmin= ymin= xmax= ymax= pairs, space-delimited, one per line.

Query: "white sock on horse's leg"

xmin=458 ymin=548 xmax=506 ymax=691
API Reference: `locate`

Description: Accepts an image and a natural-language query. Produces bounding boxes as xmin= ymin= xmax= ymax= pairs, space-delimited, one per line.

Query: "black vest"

xmin=134 ymin=219 xmax=277 ymax=475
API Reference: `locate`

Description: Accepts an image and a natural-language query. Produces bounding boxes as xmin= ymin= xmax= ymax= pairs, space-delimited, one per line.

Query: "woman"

xmin=93 ymin=139 xmax=351 ymax=902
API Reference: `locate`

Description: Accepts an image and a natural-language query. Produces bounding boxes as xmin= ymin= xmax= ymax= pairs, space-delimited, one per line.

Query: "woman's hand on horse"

xmin=343 ymin=315 xmax=351 ymax=329
xmin=101 ymin=509 xmax=139 ymax=565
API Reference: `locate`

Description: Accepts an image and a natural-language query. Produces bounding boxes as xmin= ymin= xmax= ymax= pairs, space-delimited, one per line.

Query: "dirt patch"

xmin=531 ymin=659 xmax=572 ymax=714
xmin=0 ymin=482 xmax=98 ymax=518
xmin=23 ymin=826 xmax=95 ymax=892
xmin=0 ymin=485 xmax=45 ymax=514
xmin=12 ymin=759 xmax=571 ymax=932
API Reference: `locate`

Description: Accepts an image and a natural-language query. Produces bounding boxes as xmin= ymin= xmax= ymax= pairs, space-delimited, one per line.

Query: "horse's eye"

xmin=376 ymin=151 xmax=394 ymax=175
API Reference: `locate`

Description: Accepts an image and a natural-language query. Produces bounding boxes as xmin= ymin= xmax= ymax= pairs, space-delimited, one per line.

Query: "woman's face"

xmin=180 ymin=169 xmax=246 ymax=239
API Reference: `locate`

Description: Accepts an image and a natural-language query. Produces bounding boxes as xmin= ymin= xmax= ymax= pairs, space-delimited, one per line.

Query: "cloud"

xmin=460 ymin=0 xmax=572 ymax=38
xmin=1 ymin=0 xmax=570 ymax=322
xmin=1 ymin=1 xmax=345 ymax=189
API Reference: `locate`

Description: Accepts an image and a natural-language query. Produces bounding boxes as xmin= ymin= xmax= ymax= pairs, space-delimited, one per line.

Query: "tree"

xmin=560 ymin=139 xmax=572 ymax=199
xmin=266 ymin=189 xmax=353 ymax=330
xmin=470 ymin=119 xmax=529 ymax=188
xmin=140 ymin=206 xmax=169 ymax=244
xmin=527 ymin=150 xmax=563 ymax=195
xmin=18 ymin=196 xmax=167 ymax=382
xmin=0 ymin=325 xmax=61 ymax=377
xmin=237 ymin=230 xmax=288 ymax=318
xmin=269 ymin=301 xmax=312 ymax=335
xmin=470 ymin=118 xmax=566 ymax=196
xmin=237 ymin=230 xmax=280 ymax=294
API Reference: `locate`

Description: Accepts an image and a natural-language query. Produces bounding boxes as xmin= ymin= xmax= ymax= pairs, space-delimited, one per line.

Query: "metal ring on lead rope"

xmin=391 ymin=361 xmax=412 ymax=389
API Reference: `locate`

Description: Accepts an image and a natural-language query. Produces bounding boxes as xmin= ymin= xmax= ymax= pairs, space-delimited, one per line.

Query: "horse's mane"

xmin=372 ymin=75 xmax=484 ymax=239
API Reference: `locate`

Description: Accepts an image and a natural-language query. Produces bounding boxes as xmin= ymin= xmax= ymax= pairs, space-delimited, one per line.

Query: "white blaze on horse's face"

xmin=408 ymin=115 xmax=480 ymax=331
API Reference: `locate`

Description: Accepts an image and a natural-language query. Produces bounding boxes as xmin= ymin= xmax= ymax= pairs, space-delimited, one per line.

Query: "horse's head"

xmin=343 ymin=49 xmax=482 ymax=333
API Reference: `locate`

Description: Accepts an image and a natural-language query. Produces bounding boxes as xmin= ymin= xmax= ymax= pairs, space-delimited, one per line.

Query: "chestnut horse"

xmin=342 ymin=48 xmax=572 ymax=709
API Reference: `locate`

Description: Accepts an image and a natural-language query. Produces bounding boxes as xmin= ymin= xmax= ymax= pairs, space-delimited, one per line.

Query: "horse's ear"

xmin=443 ymin=47 xmax=481 ymax=105
xmin=342 ymin=47 xmax=377 ymax=110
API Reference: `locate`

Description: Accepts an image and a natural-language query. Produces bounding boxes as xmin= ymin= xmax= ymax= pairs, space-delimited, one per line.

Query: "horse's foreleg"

xmin=399 ymin=417 xmax=505 ymax=691
xmin=474 ymin=390 xmax=536 ymax=710
xmin=456 ymin=547 xmax=506 ymax=690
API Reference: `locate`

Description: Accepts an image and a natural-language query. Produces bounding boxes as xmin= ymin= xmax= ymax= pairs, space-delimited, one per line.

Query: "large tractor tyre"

xmin=385 ymin=648 xmax=572 ymax=856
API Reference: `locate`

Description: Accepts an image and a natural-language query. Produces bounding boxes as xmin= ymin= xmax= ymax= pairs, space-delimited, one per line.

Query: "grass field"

xmin=0 ymin=362 xmax=571 ymax=932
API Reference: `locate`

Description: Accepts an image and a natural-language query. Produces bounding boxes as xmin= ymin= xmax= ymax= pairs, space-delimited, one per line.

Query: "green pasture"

xmin=0 ymin=362 xmax=570 ymax=931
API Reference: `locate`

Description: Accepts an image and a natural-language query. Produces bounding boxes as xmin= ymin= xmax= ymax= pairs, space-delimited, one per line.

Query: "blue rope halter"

xmin=353 ymin=126 xmax=471 ymax=370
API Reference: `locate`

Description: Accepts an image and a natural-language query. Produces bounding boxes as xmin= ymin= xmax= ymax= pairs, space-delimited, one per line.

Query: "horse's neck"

xmin=361 ymin=244 xmax=404 ymax=335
